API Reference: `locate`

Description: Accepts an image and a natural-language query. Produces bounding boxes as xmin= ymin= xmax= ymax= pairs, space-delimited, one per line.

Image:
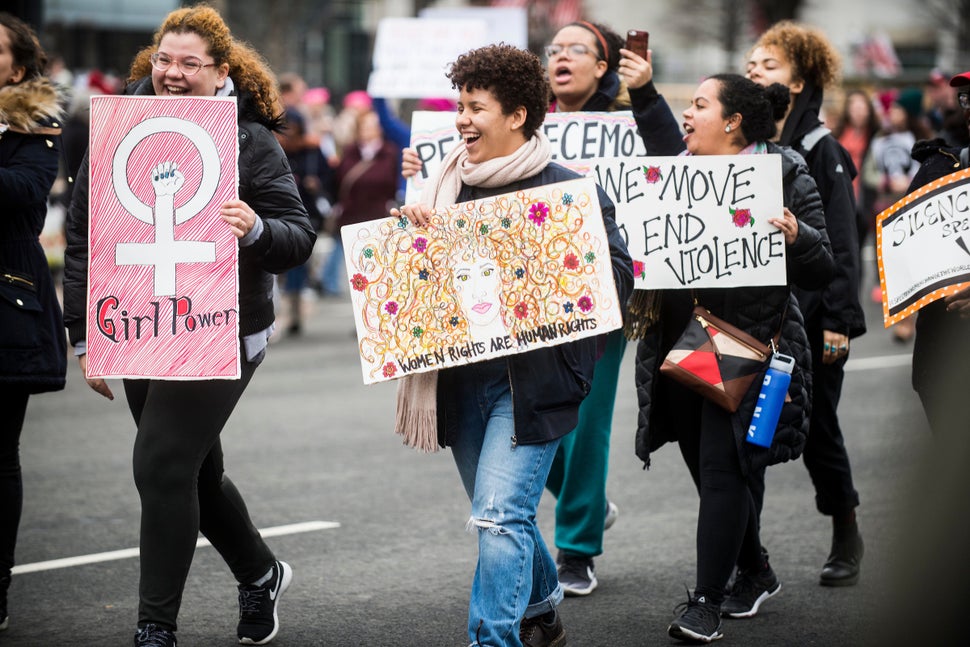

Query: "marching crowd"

xmin=2 ymin=3 xmax=969 ymax=646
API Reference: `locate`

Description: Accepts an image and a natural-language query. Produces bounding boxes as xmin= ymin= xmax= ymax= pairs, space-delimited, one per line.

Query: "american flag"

xmin=852 ymin=31 xmax=901 ymax=79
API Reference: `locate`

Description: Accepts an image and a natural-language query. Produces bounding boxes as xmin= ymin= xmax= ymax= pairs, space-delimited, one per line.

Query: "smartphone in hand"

xmin=626 ymin=30 xmax=649 ymax=59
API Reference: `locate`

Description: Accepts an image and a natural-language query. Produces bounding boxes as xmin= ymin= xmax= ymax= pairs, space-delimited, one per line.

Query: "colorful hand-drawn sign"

xmin=405 ymin=110 xmax=646 ymax=202
xmin=591 ymin=155 xmax=786 ymax=289
xmin=343 ymin=177 xmax=623 ymax=384
xmin=876 ymin=167 xmax=970 ymax=326
xmin=86 ymin=95 xmax=240 ymax=379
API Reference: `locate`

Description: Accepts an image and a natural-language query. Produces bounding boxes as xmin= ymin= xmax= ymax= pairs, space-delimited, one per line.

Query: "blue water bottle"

xmin=746 ymin=353 xmax=795 ymax=447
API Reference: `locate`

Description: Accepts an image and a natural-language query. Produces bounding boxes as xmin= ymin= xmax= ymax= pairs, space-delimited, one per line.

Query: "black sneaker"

xmin=721 ymin=564 xmax=781 ymax=618
xmin=0 ymin=573 xmax=9 ymax=631
xmin=668 ymin=592 xmax=723 ymax=643
xmin=557 ymin=552 xmax=597 ymax=596
xmin=237 ymin=560 xmax=292 ymax=645
xmin=520 ymin=608 xmax=567 ymax=647
xmin=133 ymin=624 xmax=177 ymax=647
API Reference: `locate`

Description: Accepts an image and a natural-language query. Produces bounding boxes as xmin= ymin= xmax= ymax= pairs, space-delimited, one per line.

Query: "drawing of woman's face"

xmin=454 ymin=253 xmax=502 ymax=330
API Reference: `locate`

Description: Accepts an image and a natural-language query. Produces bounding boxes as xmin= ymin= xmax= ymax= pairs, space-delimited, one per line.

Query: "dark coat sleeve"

xmin=237 ymin=123 xmax=316 ymax=273
xmin=780 ymin=148 xmax=837 ymax=291
xmin=62 ymin=150 xmax=91 ymax=346
xmin=629 ymin=82 xmax=686 ymax=156
xmin=796 ymin=137 xmax=866 ymax=338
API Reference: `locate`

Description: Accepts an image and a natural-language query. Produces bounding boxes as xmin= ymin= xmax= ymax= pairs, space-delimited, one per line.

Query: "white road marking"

xmin=845 ymin=354 xmax=911 ymax=372
xmin=11 ymin=520 xmax=339 ymax=575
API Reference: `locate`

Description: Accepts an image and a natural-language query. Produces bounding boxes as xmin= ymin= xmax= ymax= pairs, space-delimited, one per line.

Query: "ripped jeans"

xmin=450 ymin=360 xmax=564 ymax=647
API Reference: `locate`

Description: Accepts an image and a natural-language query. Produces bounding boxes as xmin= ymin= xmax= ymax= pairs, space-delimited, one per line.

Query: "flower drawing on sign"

xmin=351 ymin=273 xmax=368 ymax=291
xmin=643 ymin=165 xmax=662 ymax=183
xmin=349 ymin=182 xmax=614 ymax=383
xmin=632 ymin=260 xmax=646 ymax=279
xmin=528 ymin=201 xmax=549 ymax=226
xmin=730 ymin=206 xmax=754 ymax=227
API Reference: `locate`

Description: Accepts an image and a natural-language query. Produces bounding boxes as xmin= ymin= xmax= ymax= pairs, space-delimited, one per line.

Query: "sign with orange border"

xmin=876 ymin=167 xmax=970 ymax=327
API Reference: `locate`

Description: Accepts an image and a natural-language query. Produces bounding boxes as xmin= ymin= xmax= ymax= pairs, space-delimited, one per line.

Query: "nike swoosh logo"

xmin=268 ymin=570 xmax=281 ymax=601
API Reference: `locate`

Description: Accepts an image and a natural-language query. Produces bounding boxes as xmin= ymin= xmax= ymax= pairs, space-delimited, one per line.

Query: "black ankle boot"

xmin=820 ymin=530 xmax=864 ymax=587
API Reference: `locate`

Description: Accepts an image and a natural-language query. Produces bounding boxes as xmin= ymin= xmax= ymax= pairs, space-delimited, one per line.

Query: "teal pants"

xmin=545 ymin=329 xmax=626 ymax=557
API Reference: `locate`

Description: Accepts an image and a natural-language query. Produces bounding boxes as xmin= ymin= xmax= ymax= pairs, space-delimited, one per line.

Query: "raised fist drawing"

xmin=151 ymin=161 xmax=185 ymax=196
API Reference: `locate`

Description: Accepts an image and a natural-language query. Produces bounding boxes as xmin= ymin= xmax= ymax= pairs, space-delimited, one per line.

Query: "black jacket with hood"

xmin=0 ymin=77 xmax=67 ymax=393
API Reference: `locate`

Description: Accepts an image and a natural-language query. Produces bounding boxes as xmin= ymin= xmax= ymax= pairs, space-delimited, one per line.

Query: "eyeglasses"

xmin=544 ymin=43 xmax=600 ymax=60
xmin=150 ymin=52 xmax=216 ymax=76
xmin=959 ymin=91 xmax=970 ymax=110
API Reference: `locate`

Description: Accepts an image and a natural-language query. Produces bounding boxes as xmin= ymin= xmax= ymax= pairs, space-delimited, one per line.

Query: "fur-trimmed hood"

xmin=0 ymin=77 xmax=64 ymax=135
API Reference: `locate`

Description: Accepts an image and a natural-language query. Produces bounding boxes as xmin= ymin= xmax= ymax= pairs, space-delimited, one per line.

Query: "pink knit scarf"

xmin=394 ymin=133 xmax=552 ymax=451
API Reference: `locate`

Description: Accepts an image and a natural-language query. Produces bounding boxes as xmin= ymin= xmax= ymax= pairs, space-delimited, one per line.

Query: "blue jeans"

xmin=450 ymin=360 xmax=564 ymax=647
xmin=319 ymin=234 xmax=344 ymax=295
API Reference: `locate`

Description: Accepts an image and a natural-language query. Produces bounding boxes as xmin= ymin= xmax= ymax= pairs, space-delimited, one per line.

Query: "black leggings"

xmin=124 ymin=360 xmax=274 ymax=631
xmin=0 ymin=390 xmax=29 ymax=578
xmin=676 ymin=390 xmax=765 ymax=603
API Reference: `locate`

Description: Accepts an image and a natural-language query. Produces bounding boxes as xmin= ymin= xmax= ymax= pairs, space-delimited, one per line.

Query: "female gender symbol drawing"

xmin=113 ymin=116 xmax=221 ymax=296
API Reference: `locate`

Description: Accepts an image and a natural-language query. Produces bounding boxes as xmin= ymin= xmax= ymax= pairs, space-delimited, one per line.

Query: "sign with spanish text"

xmin=86 ymin=95 xmax=240 ymax=379
xmin=405 ymin=110 xmax=647 ymax=202
xmin=591 ymin=155 xmax=786 ymax=289
xmin=876 ymin=167 xmax=970 ymax=326
xmin=367 ymin=18 xmax=490 ymax=99
xmin=343 ymin=178 xmax=623 ymax=384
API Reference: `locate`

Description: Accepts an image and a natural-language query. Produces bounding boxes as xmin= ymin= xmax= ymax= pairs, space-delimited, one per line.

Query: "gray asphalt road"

xmin=5 ymin=286 xmax=938 ymax=646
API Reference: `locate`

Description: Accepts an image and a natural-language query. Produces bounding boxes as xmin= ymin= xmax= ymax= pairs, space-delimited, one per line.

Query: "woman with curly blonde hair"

xmin=63 ymin=4 xmax=315 ymax=646
xmin=740 ymin=19 xmax=867 ymax=611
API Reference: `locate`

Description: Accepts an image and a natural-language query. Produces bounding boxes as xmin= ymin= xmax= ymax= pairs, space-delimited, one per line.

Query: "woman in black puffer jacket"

xmin=628 ymin=74 xmax=834 ymax=643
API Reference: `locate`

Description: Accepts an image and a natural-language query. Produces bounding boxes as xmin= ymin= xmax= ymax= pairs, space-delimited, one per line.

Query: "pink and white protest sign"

xmin=86 ymin=95 xmax=240 ymax=379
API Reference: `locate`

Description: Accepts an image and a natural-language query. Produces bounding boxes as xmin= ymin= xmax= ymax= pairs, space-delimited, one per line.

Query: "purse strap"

xmin=692 ymin=290 xmax=789 ymax=354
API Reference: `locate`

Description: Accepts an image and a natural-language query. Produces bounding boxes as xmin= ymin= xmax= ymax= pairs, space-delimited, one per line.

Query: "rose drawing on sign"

xmin=730 ymin=206 xmax=754 ymax=227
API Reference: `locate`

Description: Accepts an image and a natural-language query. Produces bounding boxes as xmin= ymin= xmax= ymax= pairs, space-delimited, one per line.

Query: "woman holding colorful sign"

xmin=395 ymin=43 xmax=632 ymax=647
xmin=0 ymin=12 xmax=67 ymax=633
xmin=627 ymin=73 xmax=834 ymax=643
xmin=62 ymin=6 xmax=315 ymax=647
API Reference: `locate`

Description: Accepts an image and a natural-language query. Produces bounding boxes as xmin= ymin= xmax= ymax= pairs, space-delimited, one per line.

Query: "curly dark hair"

xmin=752 ymin=21 xmax=841 ymax=90
xmin=709 ymin=74 xmax=790 ymax=144
xmin=0 ymin=12 xmax=47 ymax=83
xmin=128 ymin=4 xmax=282 ymax=126
xmin=447 ymin=44 xmax=550 ymax=139
xmin=567 ymin=21 xmax=625 ymax=72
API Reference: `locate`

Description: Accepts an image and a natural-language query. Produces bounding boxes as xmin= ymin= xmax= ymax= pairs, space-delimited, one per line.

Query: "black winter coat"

xmin=782 ymin=82 xmax=866 ymax=339
xmin=436 ymin=162 xmax=634 ymax=447
xmin=63 ymin=77 xmax=316 ymax=345
xmin=630 ymin=139 xmax=835 ymax=473
xmin=0 ymin=78 xmax=67 ymax=393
